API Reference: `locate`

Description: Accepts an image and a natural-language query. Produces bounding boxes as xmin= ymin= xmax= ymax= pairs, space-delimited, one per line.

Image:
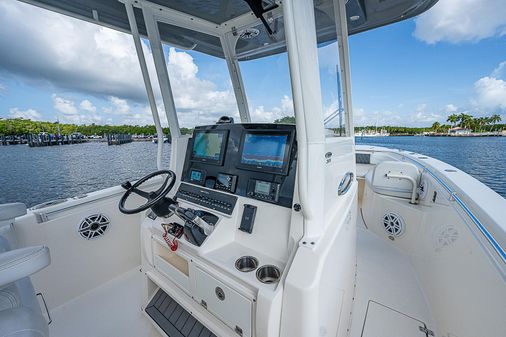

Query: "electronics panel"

xmin=179 ymin=124 xmax=297 ymax=208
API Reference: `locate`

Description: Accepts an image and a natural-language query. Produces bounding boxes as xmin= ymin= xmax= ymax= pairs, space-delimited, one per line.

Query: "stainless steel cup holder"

xmin=256 ymin=265 xmax=280 ymax=284
xmin=235 ymin=256 xmax=259 ymax=273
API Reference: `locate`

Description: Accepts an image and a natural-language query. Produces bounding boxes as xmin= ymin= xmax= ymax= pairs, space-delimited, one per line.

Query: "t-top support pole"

xmin=221 ymin=33 xmax=251 ymax=123
xmin=142 ymin=6 xmax=181 ymax=139
xmin=283 ymin=0 xmax=326 ymax=240
xmin=333 ymin=0 xmax=354 ymax=137
xmin=123 ymin=1 xmax=165 ymax=169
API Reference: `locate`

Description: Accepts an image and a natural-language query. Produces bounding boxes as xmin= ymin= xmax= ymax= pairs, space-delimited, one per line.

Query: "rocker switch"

xmin=239 ymin=204 xmax=257 ymax=234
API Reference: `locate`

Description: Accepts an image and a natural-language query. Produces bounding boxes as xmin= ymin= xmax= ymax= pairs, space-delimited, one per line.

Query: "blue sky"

xmin=0 ymin=0 xmax=505 ymax=127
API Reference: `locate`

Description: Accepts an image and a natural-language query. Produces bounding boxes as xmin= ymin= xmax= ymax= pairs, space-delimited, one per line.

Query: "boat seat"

xmin=365 ymin=161 xmax=420 ymax=200
xmin=0 ymin=203 xmax=50 ymax=337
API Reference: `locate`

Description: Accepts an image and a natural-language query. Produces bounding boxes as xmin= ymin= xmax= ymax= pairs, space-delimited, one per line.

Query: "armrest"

xmin=0 ymin=246 xmax=50 ymax=288
xmin=0 ymin=203 xmax=27 ymax=222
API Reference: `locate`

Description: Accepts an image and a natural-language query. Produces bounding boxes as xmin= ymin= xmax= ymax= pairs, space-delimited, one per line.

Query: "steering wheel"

xmin=119 ymin=170 xmax=176 ymax=214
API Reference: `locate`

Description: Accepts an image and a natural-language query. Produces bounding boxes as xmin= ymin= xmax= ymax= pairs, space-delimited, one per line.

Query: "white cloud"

xmin=445 ymin=104 xmax=458 ymax=113
xmin=0 ymin=83 xmax=5 ymax=92
xmin=0 ymin=2 xmax=243 ymax=127
xmin=52 ymin=95 xmax=103 ymax=124
xmin=52 ymin=95 xmax=77 ymax=115
xmin=470 ymin=61 xmax=506 ymax=112
xmin=8 ymin=107 xmax=42 ymax=121
xmin=79 ymin=99 xmax=96 ymax=113
xmin=414 ymin=0 xmax=506 ymax=44
xmin=491 ymin=61 xmax=506 ymax=79
xmin=165 ymin=47 xmax=239 ymax=126
xmin=103 ymin=96 xmax=130 ymax=115
xmin=0 ymin=1 xmax=147 ymax=101
xmin=473 ymin=76 xmax=506 ymax=110
xmin=250 ymin=95 xmax=294 ymax=122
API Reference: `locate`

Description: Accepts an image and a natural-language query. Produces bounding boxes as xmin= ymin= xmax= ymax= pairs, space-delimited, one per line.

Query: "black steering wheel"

xmin=119 ymin=170 xmax=176 ymax=214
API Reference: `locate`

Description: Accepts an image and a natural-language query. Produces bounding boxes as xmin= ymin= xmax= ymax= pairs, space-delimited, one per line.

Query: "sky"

xmin=0 ymin=0 xmax=505 ymax=128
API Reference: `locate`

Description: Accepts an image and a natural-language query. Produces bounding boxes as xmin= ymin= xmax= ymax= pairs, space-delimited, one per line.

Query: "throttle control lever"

xmin=168 ymin=204 xmax=215 ymax=235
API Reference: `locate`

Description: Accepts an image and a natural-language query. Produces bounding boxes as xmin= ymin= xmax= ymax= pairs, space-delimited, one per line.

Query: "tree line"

xmin=431 ymin=113 xmax=503 ymax=133
xmin=0 ymin=118 xmax=193 ymax=136
xmin=274 ymin=114 xmax=505 ymax=135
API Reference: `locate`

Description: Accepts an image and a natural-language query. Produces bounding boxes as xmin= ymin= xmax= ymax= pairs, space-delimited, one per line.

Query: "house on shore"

xmin=448 ymin=127 xmax=472 ymax=135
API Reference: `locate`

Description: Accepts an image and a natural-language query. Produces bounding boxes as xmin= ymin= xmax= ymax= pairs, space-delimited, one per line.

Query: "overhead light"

xmin=350 ymin=15 xmax=360 ymax=21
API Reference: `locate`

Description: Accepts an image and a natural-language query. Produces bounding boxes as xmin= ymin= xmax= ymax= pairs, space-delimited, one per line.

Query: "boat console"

xmin=119 ymin=122 xmax=300 ymax=337
xmin=179 ymin=123 xmax=297 ymax=211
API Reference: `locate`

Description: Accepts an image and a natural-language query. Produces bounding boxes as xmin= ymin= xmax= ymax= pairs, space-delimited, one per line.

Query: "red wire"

xmin=163 ymin=227 xmax=178 ymax=251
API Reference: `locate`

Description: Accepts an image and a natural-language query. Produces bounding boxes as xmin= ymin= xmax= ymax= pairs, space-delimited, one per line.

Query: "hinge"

xmin=419 ymin=325 xmax=434 ymax=337
xmin=35 ymin=212 xmax=48 ymax=223
xmin=235 ymin=325 xmax=243 ymax=336
xmin=36 ymin=292 xmax=52 ymax=325
xmin=200 ymin=300 xmax=207 ymax=309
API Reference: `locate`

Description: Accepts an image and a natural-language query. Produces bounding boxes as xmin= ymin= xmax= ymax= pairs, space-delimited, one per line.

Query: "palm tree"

xmin=447 ymin=114 xmax=459 ymax=127
xmin=431 ymin=121 xmax=441 ymax=133
xmin=490 ymin=114 xmax=502 ymax=131
xmin=458 ymin=113 xmax=473 ymax=130
xmin=473 ymin=117 xmax=487 ymax=133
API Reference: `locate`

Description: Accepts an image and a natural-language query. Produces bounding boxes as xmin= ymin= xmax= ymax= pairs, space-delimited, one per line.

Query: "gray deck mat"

xmin=145 ymin=289 xmax=217 ymax=337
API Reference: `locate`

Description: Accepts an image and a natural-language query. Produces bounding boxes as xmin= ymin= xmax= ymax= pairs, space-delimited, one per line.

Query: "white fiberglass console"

xmin=139 ymin=123 xmax=303 ymax=337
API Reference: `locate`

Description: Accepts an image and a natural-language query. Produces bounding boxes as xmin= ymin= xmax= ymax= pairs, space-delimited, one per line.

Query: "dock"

xmin=107 ymin=134 xmax=133 ymax=145
xmin=0 ymin=133 xmax=87 ymax=147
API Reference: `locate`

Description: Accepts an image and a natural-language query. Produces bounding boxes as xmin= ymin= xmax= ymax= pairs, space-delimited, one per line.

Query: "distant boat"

xmin=152 ymin=136 xmax=170 ymax=143
xmin=354 ymin=129 xmax=390 ymax=137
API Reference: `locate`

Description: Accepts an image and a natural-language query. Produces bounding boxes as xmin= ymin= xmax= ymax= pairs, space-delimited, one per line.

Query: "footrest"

xmin=146 ymin=289 xmax=217 ymax=337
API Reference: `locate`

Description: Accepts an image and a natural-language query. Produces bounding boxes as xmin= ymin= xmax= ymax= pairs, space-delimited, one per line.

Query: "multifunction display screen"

xmin=254 ymin=180 xmax=272 ymax=195
xmin=191 ymin=130 xmax=227 ymax=165
xmin=240 ymin=133 xmax=288 ymax=169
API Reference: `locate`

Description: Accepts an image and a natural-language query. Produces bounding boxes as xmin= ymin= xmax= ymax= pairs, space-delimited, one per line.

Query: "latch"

xmin=419 ymin=325 xmax=434 ymax=337
xmin=200 ymin=300 xmax=207 ymax=309
xmin=235 ymin=325 xmax=243 ymax=336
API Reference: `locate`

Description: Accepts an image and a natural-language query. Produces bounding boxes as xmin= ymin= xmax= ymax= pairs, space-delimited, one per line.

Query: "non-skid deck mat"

xmin=145 ymin=289 xmax=217 ymax=337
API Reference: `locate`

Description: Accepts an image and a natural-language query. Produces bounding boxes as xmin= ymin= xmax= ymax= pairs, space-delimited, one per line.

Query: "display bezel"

xmin=190 ymin=129 xmax=229 ymax=166
xmin=237 ymin=129 xmax=294 ymax=175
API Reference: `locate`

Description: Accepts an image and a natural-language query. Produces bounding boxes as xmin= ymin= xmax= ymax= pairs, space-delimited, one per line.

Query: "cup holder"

xmin=235 ymin=256 xmax=259 ymax=273
xmin=256 ymin=265 xmax=281 ymax=284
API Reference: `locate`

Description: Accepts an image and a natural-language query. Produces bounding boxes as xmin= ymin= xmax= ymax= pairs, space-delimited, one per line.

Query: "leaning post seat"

xmin=0 ymin=203 xmax=51 ymax=337
xmin=365 ymin=161 xmax=421 ymax=202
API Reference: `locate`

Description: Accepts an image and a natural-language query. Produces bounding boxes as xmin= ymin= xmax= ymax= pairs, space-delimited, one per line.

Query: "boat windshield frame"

xmin=120 ymin=0 xmax=355 ymax=239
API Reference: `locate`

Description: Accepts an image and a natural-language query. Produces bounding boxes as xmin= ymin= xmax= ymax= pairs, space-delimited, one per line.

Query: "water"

xmin=0 ymin=142 xmax=170 ymax=207
xmin=0 ymin=137 xmax=505 ymax=207
xmin=356 ymin=136 xmax=506 ymax=198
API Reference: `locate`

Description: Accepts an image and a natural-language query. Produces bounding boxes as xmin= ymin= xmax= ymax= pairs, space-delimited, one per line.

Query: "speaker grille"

xmin=434 ymin=224 xmax=459 ymax=251
xmin=78 ymin=214 xmax=109 ymax=240
xmin=383 ymin=212 xmax=404 ymax=237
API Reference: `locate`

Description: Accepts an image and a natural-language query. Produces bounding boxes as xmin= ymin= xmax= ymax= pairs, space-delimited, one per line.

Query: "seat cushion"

xmin=0 ymin=285 xmax=20 ymax=311
xmin=0 ymin=306 xmax=48 ymax=337
xmin=0 ymin=247 xmax=50 ymax=288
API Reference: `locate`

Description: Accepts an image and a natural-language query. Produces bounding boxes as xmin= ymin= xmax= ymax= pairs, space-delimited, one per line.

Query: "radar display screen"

xmin=191 ymin=130 xmax=228 ymax=165
xmin=239 ymin=131 xmax=292 ymax=174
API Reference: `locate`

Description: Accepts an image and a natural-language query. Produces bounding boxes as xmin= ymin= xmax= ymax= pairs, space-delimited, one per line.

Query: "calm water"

xmin=0 ymin=137 xmax=505 ymax=207
xmin=0 ymin=142 xmax=170 ymax=207
xmin=356 ymin=136 xmax=506 ymax=198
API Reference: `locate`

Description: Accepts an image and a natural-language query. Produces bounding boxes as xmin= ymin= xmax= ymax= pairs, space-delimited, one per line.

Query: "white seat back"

xmin=366 ymin=161 xmax=420 ymax=200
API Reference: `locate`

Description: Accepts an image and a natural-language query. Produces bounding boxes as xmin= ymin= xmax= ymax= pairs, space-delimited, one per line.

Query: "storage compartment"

xmin=153 ymin=240 xmax=190 ymax=293
xmin=193 ymin=267 xmax=253 ymax=337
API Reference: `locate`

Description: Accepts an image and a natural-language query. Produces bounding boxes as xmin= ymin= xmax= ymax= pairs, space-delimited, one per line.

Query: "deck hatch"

xmin=146 ymin=289 xmax=217 ymax=337
xmin=356 ymin=153 xmax=371 ymax=164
